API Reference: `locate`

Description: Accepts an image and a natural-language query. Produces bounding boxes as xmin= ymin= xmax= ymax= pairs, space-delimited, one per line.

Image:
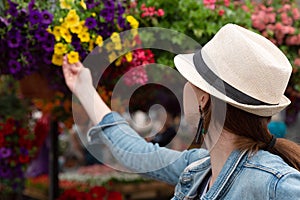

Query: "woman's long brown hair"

xmin=202 ymin=96 xmax=300 ymax=171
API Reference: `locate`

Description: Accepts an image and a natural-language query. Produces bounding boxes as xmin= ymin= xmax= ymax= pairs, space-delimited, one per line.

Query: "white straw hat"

xmin=175 ymin=24 xmax=292 ymax=117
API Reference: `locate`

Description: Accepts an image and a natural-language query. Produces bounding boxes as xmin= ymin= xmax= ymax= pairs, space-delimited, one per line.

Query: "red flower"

xmin=18 ymin=128 xmax=28 ymax=137
xmin=2 ymin=120 xmax=14 ymax=135
xmin=218 ymin=9 xmax=225 ymax=16
xmin=0 ymin=134 xmax=4 ymax=146
xmin=107 ymin=191 xmax=122 ymax=200
xmin=57 ymin=189 xmax=83 ymax=200
xmin=90 ymin=186 xmax=107 ymax=199
xmin=19 ymin=154 xmax=29 ymax=163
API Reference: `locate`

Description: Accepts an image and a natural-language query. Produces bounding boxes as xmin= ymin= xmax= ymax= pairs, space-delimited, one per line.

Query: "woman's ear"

xmin=200 ymin=93 xmax=210 ymax=109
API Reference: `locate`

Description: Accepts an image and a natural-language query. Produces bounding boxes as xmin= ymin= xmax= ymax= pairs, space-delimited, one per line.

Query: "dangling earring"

xmin=195 ymin=105 xmax=205 ymax=144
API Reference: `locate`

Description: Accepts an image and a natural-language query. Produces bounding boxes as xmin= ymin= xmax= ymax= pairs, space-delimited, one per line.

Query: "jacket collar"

xmin=204 ymin=150 xmax=247 ymax=199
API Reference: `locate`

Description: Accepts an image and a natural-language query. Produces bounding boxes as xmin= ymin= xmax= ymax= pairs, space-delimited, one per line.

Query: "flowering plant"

xmin=0 ymin=76 xmax=37 ymax=194
xmin=57 ymin=186 xmax=123 ymax=200
xmin=49 ymin=0 xmax=131 ymax=66
xmin=0 ymin=0 xmax=56 ymax=79
xmin=0 ymin=0 xmax=147 ymax=92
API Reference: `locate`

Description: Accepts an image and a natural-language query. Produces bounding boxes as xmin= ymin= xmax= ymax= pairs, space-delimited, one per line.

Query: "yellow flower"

xmin=80 ymin=21 xmax=88 ymax=32
xmin=95 ymin=35 xmax=103 ymax=46
xmin=53 ymin=26 xmax=62 ymax=41
xmin=46 ymin=28 xmax=52 ymax=34
xmin=92 ymin=13 xmax=96 ymax=17
xmin=80 ymin=0 xmax=87 ymax=10
xmin=115 ymin=57 xmax=122 ymax=66
xmin=110 ymin=32 xmax=121 ymax=43
xmin=88 ymin=40 xmax=94 ymax=52
xmin=131 ymin=29 xmax=138 ymax=37
xmin=60 ymin=27 xmax=72 ymax=43
xmin=52 ymin=54 xmax=63 ymax=66
xmin=78 ymin=31 xmax=90 ymax=42
xmin=67 ymin=51 xmax=79 ymax=64
xmin=65 ymin=9 xmax=80 ymax=28
xmin=125 ymin=52 xmax=133 ymax=62
xmin=70 ymin=24 xmax=83 ymax=34
xmin=54 ymin=43 xmax=67 ymax=55
xmin=126 ymin=15 xmax=139 ymax=28
xmin=59 ymin=18 xmax=64 ymax=22
xmin=105 ymin=42 xmax=114 ymax=52
xmin=114 ymin=42 xmax=122 ymax=50
xmin=60 ymin=0 xmax=74 ymax=9
xmin=108 ymin=52 xmax=117 ymax=63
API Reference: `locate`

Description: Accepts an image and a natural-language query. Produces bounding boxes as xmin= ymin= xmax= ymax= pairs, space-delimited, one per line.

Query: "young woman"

xmin=62 ymin=24 xmax=300 ymax=199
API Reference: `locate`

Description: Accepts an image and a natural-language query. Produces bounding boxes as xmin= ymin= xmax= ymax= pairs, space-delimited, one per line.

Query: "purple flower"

xmin=43 ymin=53 xmax=53 ymax=65
xmin=42 ymin=40 xmax=54 ymax=52
xmin=71 ymin=36 xmax=81 ymax=51
xmin=28 ymin=0 xmax=35 ymax=12
xmin=34 ymin=28 xmax=49 ymax=41
xmin=85 ymin=17 xmax=97 ymax=29
xmin=9 ymin=49 xmax=20 ymax=59
xmin=39 ymin=23 xmax=49 ymax=29
xmin=7 ymin=0 xmax=18 ymax=17
xmin=117 ymin=16 xmax=125 ymax=29
xmin=29 ymin=10 xmax=42 ymax=25
xmin=7 ymin=34 xmax=21 ymax=48
xmin=8 ymin=60 xmax=21 ymax=74
xmin=41 ymin=10 xmax=53 ymax=25
xmin=15 ymin=9 xmax=28 ymax=27
xmin=0 ymin=166 xmax=11 ymax=178
xmin=104 ymin=0 xmax=115 ymax=9
xmin=97 ymin=22 xmax=111 ymax=38
xmin=100 ymin=9 xmax=114 ymax=22
xmin=117 ymin=2 xmax=125 ymax=15
xmin=79 ymin=50 xmax=87 ymax=60
xmin=0 ymin=147 xmax=12 ymax=159
xmin=0 ymin=17 xmax=9 ymax=28
xmin=86 ymin=0 xmax=100 ymax=9
xmin=23 ymin=52 xmax=36 ymax=66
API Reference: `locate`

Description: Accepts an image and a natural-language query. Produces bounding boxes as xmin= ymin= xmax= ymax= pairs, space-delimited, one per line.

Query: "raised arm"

xmin=62 ymin=56 xmax=210 ymax=184
xmin=62 ymin=56 xmax=111 ymax=125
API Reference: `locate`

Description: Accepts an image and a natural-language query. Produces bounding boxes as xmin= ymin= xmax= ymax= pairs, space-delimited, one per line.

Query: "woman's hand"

xmin=62 ymin=55 xmax=93 ymax=96
xmin=62 ymin=55 xmax=111 ymax=125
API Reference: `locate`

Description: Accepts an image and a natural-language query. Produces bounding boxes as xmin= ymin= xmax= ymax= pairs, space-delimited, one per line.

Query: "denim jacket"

xmin=87 ymin=112 xmax=300 ymax=200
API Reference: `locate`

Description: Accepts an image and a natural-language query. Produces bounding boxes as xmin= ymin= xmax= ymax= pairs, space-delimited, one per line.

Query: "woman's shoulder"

xmin=243 ymin=150 xmax=299 ymax=178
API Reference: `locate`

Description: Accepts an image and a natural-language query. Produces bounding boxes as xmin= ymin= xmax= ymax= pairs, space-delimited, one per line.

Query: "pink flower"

xmin=223 ymin=0 xmax=230 ymax=7
xmin=281 ymin=13 xmax=293 ymax=26
xmin=148 ymin=7 xmax=155 ymax=16
xmin=241 ymin=5 xmax=249 ymax=12
xmin=292 ymin=8 xmax=300 ymax=20
xmin=203 ymin=0 xmax=216 ymax=10
xmin=141 ymin=12 xmax=149 ymax=18
xmin=267 ymin=13 xmax=276 ymax=23
xmin=124 ymin=66 xmax=148 ymax=86
xmin=252 ymin=19 xmax=266 ymax=31
xmin=141 ymin=3 xmax=147 ymax=11
xmin=294 ymin=58 xmax=300 ymax=67
xmin=266 ymin=7 xmax=274 ymax=13
xmin=130 ymin=1 xmax=137 ymax=8
xmin=286 ymin=35 xmax=300 ymax=46
xmin=157 ymin=9 xmax=164 ymax=17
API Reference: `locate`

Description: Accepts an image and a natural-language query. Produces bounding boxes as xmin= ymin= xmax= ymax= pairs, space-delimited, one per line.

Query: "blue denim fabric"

xmin=88 ymin=112 xmax=300 ymax=200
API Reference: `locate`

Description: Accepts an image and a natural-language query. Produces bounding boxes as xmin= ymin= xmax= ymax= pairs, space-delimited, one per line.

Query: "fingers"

xmin=62 ymin=55 xmax=83 ymax=74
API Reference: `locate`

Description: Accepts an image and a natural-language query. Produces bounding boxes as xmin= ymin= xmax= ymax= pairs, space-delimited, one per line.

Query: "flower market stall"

xmin=1 ymin=0 xmax=300 ymax=199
